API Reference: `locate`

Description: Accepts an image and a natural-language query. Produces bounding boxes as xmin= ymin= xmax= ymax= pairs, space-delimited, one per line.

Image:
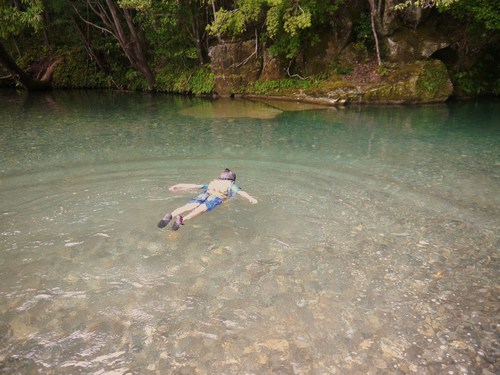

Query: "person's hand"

xmin=237 ymin=190 xmax=257 ymax=204
xmin=169 ymin=184 xmax=182 ymax=191
xmin=248 ymin=197 xmax=258 ymax=204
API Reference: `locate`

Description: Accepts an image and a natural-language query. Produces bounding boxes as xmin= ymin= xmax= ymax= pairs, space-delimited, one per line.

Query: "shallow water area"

xmin=0 ymin=91 xmax=499 ymax=374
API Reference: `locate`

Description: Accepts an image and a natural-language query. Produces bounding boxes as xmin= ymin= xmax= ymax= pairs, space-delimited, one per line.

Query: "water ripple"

xmin=1 ymin=94 xmax=498 ymax=374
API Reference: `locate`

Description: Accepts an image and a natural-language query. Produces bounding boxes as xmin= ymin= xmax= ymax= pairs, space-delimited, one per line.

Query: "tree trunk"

xmin=0 ymin=42 xmax=51 ymax=90
xmin=41 ymin=57 xmax=64 ymax=81
xmin=121 ymin=7 xmax=155 ymax=89
xmin=192 ymin=5 xmax=205 ymax=66
xmin=186 ymin=0 xmax=206 ymax=66
xmin=70 ymin=15 xmax=110 ymax=75
xmin=368 ymin=0 xmax=382 ymax=66
xmin=78 ymin=0 xmax=155 ymax=90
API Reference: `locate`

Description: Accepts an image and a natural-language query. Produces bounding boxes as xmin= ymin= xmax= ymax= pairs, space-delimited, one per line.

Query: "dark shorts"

xmin=190 ymin=193 xmax=224 ymax=211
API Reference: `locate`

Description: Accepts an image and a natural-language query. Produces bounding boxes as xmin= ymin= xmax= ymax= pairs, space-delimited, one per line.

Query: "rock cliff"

xmin=207 ymin=3 xmax=481 ymax=104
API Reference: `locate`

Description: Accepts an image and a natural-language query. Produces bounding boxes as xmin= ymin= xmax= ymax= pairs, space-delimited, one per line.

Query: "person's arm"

xmin=237 ymin=190 xmax=258 ymax=204
xmin=169 ymin=183 xmax=204 ymax=192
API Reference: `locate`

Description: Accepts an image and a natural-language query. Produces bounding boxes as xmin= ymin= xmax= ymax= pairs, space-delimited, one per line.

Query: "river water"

xmin=0 ymin=91 xmax=498 ymax=374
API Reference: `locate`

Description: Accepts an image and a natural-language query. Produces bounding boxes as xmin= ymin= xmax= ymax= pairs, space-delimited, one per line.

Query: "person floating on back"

xmin=158 ymin=168 xmax=258 ymax=230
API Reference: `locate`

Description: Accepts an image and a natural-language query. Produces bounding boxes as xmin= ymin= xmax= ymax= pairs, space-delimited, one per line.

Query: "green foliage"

xmin=207 ymin=0 xmax=264 ymax=37
xmin=118 ymin=0 xmax=152 ymax=11
xmin=452 ymin=53 xmax=500 ymax=95
xmin=157 ymin=66 xmax=186 ymax=92
xmin=353 ymin=12 xmax=374 ymax=49
xmin=329 ymin=60 xmax=352 ymax=75
xmin=378 ymin=65 xmax=389 ymax=77
xmin=138 ymin=1 xmax=202 ymax=66
xmin=238 ymin=76 xmax=323 ymax=95
xmin=265 ymin=0 xmax=312 ymax=38
xmin=188 ymin=66 xmax=215 ymax=95
xmin=454 ymin=71 xmax=484 ymax=96
xmin=156 ymin=64 xmax=214 ymax=94
xmin=44 ymin=0 xmax=66 ymax=13
xmin=0 ymin=0 xmax=44 ymax=39
xmin=394 ymin=0 xmax=459 ymax=10
xmin=283 ymin=6 xmax=311 ymax=36
xmin=53 ymin=50 xmax=110 ymax=89
xmin=396 ymin=0 xmax=499 ymax=31
xmin=448 ymin=0 xmax=500 ymax=31
xmin=415 ymin=61 xmax=451 ymax=100
xmin=268 ymin=33 xmax=302 ymax=59
xmin=1 ymin=0 xmax=496 ymax=99
xmin=267 ymin=0 xmax=339 ymax=59
xmin=124 ymin=69 xmax=148 ymax=90
xmin=207 ymin=8 xmax=240 ymax=36
xmin=208 ymin=0 xmax=342 ymax=60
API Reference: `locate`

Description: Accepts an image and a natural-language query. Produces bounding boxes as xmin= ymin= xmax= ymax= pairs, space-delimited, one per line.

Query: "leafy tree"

xmin=137 ymin=0 xmax=211 ymax=67
xmin=207 ymin=0 xmax=341 ymax=66
xmin=207 ymin=0 xmax=264 ymax=39
xmin=397 ymin=0 xmax=499 ymax=95
xmin=0 ymin=0 xmax=53 ymax=89
xmin=395 ymin=0 xmax=499 ymax=31
xmin=367 ymin=0 xmax=382 ymax=66
xmin=394 ymin=0 xmax=460 ymax=10
xmin=68 ymin=0 xmax=156 ymax=90
xmin=0 ymin=0 xmax=43 ymax=39
xmin=447 ymin=0 xmax=499 ymax=31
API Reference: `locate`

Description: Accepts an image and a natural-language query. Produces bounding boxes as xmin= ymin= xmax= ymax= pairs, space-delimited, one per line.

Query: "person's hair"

xmin=219 ymin=168 xmax=236 ymax=181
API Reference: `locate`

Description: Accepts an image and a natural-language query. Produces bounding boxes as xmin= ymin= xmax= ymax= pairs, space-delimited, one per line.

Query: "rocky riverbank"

xmin=210 ymin=43 xmax=454 ymax=105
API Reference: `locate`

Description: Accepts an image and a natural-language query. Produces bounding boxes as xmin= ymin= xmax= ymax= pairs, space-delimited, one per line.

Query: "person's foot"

xmin=172 ymin=215 xmax=183 ymax=231
xmin=158 ymin=213 xmax=172 ymax=228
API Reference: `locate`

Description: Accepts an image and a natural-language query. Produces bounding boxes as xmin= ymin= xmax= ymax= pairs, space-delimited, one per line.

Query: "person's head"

xmin=219 ymin=168 xmax=236 ymax=182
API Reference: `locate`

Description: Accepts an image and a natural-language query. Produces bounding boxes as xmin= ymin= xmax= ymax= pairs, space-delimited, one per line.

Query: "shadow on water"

xmin=0 ymin=90 xmax=499 ymax=374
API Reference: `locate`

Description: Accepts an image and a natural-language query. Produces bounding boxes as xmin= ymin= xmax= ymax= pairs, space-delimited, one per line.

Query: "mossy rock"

xmin=290 ymin=60 xmax=452 ymax=105
xmin=209 ymin=40 xmax=261 ymax=97
xmin=415 ymin=59 xmax=453 ymax=101
xmin=213 ymin=58 xmax=452 ymax=105
xmin=362 ymin=60 xmax=452 ymax=103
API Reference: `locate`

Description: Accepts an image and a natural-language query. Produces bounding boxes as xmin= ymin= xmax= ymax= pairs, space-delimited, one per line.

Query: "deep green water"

xmin=0 ymin=90 xmax=498 ymax=374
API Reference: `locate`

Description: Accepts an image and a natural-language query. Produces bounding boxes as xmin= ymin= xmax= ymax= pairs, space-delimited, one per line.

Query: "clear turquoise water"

xmin=0 ymin=91 xmax=498 ymax=374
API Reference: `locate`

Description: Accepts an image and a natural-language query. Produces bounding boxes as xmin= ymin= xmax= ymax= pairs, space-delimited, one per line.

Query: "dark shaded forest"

xmin=0 ymin=0 xmax=498 ymax=99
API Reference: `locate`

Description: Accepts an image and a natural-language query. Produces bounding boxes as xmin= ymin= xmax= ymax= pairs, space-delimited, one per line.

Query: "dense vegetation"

xmin=0 ymin=0 xmax=498 ymax=96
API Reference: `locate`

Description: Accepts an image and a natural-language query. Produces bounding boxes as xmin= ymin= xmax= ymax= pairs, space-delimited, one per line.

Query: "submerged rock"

xmin=178 ymin=98 xmax=282 ymax=119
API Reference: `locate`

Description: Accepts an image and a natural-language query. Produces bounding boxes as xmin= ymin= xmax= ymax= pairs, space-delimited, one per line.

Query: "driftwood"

xmin=41 ymin=57 xmax=64 ymax=82
xmin=0 ymin=42 xmax=63 ymax=90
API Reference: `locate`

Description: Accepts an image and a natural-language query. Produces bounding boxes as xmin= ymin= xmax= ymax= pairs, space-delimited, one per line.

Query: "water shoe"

xmin=158 ymin=213 xmax=172 ymax=228
xmin=172 ymin=215 xmax=183 ymax=231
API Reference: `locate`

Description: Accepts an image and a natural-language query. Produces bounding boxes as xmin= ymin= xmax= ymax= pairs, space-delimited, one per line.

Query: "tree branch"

xmin=286 ymin=60 xmax=306 ymax=80
xmin=67 ymin=0 xmax=116 ymax=38
xmin=235 ymin=30 xmax=259 ymax=68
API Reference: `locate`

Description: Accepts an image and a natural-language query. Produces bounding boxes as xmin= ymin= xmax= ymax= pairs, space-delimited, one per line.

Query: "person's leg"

xmin=158 ymin=202 xmax=200 ymax=228
xmin=183 ymin=203 xmax=209 ymax=221
xmin=172 ymin=195 xmax=225 ymax=230
xmin=172 ymin=203 xmax=209 ymax=230
xmin=172 ymin=202 xmax=200 ymax=217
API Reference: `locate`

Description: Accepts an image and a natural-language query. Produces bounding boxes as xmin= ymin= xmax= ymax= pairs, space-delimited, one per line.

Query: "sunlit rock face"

xmin=383 ymin=25 xmax=451 ymax=63
xmin=379 ymin=0 xmax=433 ymax=35
xmin=361 ymin=60 xmax=454 ymax=104
xmin=205 ymin=2 xmax=471 ymax=104
xmin=208 ymin=40 xmax=261 ymax=97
